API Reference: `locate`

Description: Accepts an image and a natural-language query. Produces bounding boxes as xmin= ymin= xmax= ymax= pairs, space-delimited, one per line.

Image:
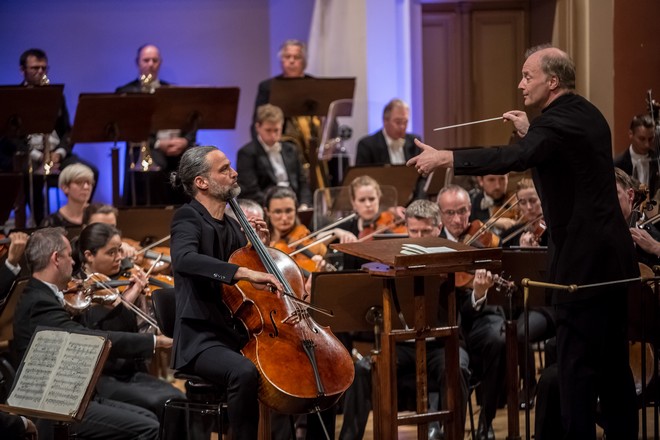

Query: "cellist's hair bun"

xmin=170 ymin=171 xmax=181 ymax=189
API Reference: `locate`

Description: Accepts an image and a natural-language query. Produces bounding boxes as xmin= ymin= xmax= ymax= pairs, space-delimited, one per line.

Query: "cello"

xmin=223 ymin=198 xmax=354 ymax=416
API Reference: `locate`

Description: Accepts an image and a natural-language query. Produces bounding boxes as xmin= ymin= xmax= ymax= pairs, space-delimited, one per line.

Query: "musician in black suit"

xmin=0 ymin=411 xmax=37 ymax=440
xmin=0 ymin=48 xmax=99 ymax=224
xmin=116 ymin=44 xmax=195 ymax=205
xmin=613 ymin=114 xmax=659 ymax=198
xmin=252 ymin=40 xmax=313 ymax=141
xmin=12 ymin=227 xmax=160 ymax=440
xmin=237 ymin=104 xmax=312 ymax=208
xmin=0 ymin=232 xmax=28 ymax=301
xmin=355 ymin=99 xmax=425 ymax=199
xmin=170 ymin=146 xmax=282 ymax=440
xmin=409 ymin=45 xmax=639 ymax=440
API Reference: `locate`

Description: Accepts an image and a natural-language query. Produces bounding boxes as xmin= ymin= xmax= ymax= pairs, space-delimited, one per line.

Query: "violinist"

xmin=470 ymin=174 xmax=519 ymax=235
xmin=614 ymin=114 xmax=659 ymax=198
xmin=500 ymin=178 xmax=547 ymax=248
xmin=83 ymin=203 xmax=139 ymax=262
xmin=74 ymin=222 xmax=184 ymax=424
xmin=0 ymin=231 xmax=29 ymax=301
xmin=170 ymin=146 xmax=283 ymax=440
xmin=616 ymin=167 xmax=660 ymax=267
xmin=437 ymin=184 xmax=505 ymax=438
xmin=12 ymin=227 xmax=161 ymax=440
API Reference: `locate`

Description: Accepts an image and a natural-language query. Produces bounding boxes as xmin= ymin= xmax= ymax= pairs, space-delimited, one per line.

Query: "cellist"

xmin=169 ymin=146 xmax=284 ymax=440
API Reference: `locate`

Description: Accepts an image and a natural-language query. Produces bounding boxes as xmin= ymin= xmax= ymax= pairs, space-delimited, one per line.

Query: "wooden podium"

xmin=333 ymin=237 xmax=501 ymax=440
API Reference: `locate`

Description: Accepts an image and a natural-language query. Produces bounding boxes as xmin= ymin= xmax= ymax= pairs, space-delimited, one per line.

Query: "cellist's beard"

xmin=210 ymin=181 xmax=241 ymax=201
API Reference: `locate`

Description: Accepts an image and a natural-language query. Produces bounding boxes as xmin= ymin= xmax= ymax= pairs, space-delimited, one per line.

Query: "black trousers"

xmin=555 ymin=291 xmax=637 ymax=440
xmin=187 ymin=345 xmax=259 ymax=440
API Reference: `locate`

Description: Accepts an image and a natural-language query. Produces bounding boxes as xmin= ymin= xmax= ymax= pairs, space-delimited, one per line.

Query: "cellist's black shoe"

xmin=476 ymin=424 xmax=495 ymax=440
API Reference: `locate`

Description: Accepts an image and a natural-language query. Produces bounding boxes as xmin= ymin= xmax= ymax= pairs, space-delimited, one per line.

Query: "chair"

xmin=150 ymin=288 xmax=228 ymax=439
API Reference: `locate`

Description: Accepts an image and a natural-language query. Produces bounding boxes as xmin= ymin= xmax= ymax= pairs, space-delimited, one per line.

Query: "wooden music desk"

xmin=333 ymin=237 xmax=501 ymax=440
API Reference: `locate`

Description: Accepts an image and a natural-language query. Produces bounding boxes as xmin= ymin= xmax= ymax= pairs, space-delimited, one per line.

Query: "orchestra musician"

xmin=500 ymin=178 xmax=547 ymax=248
xmin=252 ymin=39 xmax=317 ymax=160
xmin=470 ymin=174 xmax=518 ymax=235
xmin=0 ymin=231 xmax=29 ymax=301
xmin=409 ymin=45 xmax=639 ymax=439
xmin=116 ymin=44 xmax=196 ymax=206
xmin=169 ymin=146 xmax=283 ymax=440
xmin=0 ymin=48 xmax=99 ymax=225
xmin=73 ymin=222 xmax=184 ymax=425
xmin=12 ymin=227 xmax=161 ymax=440
xmin=614 ymin=114 xmax=659 ymax=199
xmin=436 ymin=185 xmax=505 ymax=440
xmin=339 ymin=199 xmax=472 ymax=440
xmin=237 ymin=104 xmax=313 ymax=208
xmin=355 ymin=99 xmax=426 ymax=199
xmin=40 ymin=163 xmax=95 ymax=227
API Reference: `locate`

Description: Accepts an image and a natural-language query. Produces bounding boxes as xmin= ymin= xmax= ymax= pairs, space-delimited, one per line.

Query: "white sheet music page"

xmin=400 ymin=243 xmax=456 ymax=255
xmin=8 ymin=330 xmax=105 ymax=417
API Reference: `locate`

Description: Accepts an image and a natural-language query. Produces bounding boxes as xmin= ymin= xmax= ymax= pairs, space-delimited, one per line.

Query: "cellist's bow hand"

xmin=406 ymin=139 xmax=454 ymax=176
xmin=247 ymin=216 xmax=270 ymax=245
xmin=235 ymin=267 xmax=284 ymax=296
xmin=503 ymin=110 xmax=530 ymax=138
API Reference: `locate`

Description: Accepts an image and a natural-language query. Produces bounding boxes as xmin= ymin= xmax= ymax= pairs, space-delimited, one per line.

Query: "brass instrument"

xmin=129 ymin=74 xmax=159 ymax=172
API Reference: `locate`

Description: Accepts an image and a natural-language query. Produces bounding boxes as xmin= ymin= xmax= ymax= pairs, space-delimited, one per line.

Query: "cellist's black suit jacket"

xmin=170 ymin=199 xmax=248 ymax=370
xmin=454 ymin=93 xmax=638 ymax=300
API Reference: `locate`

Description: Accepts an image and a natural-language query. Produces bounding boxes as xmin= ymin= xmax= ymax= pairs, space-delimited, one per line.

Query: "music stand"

xmin=0 ymin=85 xmax=65 ymax=227
xmin=269 ymin=78 xmax=355 ymax=191
xmin=342 ymin=165 xmax=420 ymax=207
xmin=71 ymin=93 xmax=156 ymax=206
xmin=333 ymin=237 xmax=501 ymax=440
xmin=152 ymin=86 xmax=240 ymax=132
xmin=0 ymin=85 xmax=64 ymax=137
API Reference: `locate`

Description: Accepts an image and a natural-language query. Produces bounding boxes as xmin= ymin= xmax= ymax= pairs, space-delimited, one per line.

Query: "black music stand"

xmin=0 ymin=85 xmax=64 ymax=137
xmin=342 ymin=165 xmax=420 ymax=207
xmin=71 ymin=93 xmax=156 ymax=206
xmin=152 ymin=86 xmax=240 ymax=132
xmin=269 ymin=78 xmax=355 ymax=190
xmin=0 ymin=85 xmax=65 ymax=227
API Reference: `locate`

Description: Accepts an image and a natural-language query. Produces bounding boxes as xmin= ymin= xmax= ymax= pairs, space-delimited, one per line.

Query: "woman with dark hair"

xmin=75 ymin=222 xmax=185 ymax=423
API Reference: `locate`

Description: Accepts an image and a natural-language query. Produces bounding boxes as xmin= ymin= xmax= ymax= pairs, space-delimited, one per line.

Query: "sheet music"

xmin=8 ymin=330 xmax=105 ymax=417
xmin=400 ymin=243 xmax=456 ymax=255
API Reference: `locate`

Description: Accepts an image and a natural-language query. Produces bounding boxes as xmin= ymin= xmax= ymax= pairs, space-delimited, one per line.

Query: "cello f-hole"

xmin=269 ymin=310 xmax=279 ymax=337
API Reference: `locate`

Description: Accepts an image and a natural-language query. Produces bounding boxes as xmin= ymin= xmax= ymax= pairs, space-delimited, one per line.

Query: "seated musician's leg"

xmin=189 ymin=345 xmax=259 ymax=440
xmin=338 ymin=356 xmax=372 ymax=440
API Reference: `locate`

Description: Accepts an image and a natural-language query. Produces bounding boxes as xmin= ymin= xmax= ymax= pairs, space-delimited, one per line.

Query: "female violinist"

xmin=73 ymin=222 xmax=184 ymax=422
xmin=500 ymin=178 xmax=547 ymax=248
xmin=265 ymin=187 xmax=348 ymax=273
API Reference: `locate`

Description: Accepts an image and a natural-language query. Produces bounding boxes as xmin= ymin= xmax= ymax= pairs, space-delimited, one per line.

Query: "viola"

xmin=224 ymin=198 xmax=354 ymax=415
xmin=455 ymin=220 xmax=500 ymax=287
xmin=357 ymin=211 xmax=407 ymax=241
xmin=271 ymin=224 xmax=331 ymax=274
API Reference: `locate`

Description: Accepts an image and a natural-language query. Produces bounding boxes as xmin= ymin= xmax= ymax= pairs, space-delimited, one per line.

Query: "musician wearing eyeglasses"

xmin=436 ymin=185 xmax=505 ymax=440
xmin=0 ymin=48 xmax=99 ymax=225
xmin=470 ymin=174 xmax=518 ymax=235
xmin=614 ymin=114 xmax=659 ymax=199
xmin=12 ymin=228 xmax=161 ymax=439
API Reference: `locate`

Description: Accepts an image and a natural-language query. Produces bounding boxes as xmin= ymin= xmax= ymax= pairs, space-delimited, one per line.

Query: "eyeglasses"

xmin=441 ymin=207 xmax=470 ymax=217
xmin=71 ymin=179 xmax=94 ymax=187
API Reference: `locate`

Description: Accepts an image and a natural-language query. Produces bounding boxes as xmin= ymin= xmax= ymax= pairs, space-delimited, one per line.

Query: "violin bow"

xmin=287 ymin=213 xmax=357 ymax=248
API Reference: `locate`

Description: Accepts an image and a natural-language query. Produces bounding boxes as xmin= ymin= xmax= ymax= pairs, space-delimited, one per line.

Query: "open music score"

xmin=0 ymin=327 xmax=110 ymax=422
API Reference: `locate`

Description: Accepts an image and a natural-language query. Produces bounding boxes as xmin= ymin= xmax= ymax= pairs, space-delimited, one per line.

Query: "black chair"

xmin=151 ymin=288 xmax=228 ymax=439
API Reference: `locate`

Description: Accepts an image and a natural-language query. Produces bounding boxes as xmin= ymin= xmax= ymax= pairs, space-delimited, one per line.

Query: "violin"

xmin=224 ymin=198 xmax=354 ymax=415
xmin=454 ymin=220 xmax=501 ymax=287
xmin=357 ymin=211 xmax=407 ymax=241
xmin=123 ymin=237 xmax=172 ymax=275
xmin=271 ymin=224 xmax=332 ymax=273
xmin=62 ymin=275 xmax=119 ymax=315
